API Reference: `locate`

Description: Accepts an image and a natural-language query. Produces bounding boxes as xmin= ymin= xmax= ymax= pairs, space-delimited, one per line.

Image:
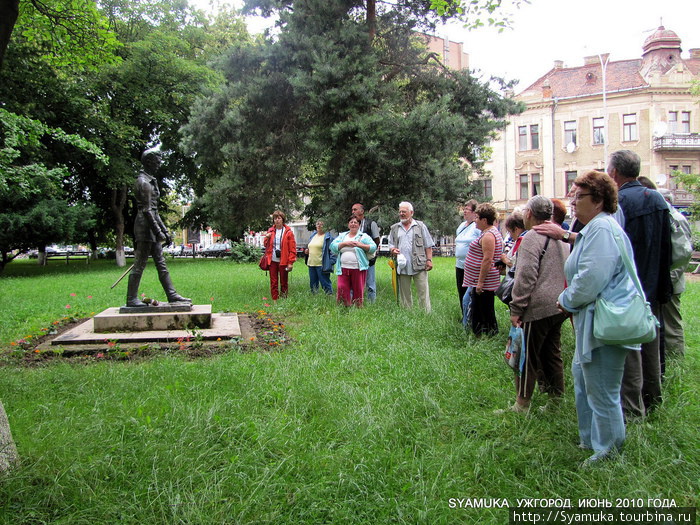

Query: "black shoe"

xmin=126 ymin=298 xmax=147 ymax=307
xmin=167 ymin=294 xmax=191 ymax=303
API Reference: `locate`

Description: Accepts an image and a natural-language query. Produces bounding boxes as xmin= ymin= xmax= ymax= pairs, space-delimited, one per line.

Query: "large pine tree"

xmin=181 ymin=0 xmax=523 ymax=236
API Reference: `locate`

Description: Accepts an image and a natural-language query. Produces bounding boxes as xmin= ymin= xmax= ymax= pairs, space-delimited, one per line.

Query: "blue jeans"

xmin=308 ymin=266 xmax=333 ymax=295
xmin=365 ymin=264 xmax=376 ymax=302
xmin=572 ymin=345 xmax=629 ymax=456
xmin=461 ymin=286 xmax=473 ymax=327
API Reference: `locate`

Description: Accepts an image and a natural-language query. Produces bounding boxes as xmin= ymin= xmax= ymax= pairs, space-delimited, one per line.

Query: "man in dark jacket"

xmin=608 ymin=150 xmax=672 ymax=418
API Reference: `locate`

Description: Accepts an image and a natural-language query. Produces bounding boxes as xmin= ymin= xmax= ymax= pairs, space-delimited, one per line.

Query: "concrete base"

xmin=51 ymin=311 xmax=240 ymax=346
xmin=94 ymin=305 xmax=211 ymax=332
xmin=119 ymin=303 xmax=193 ymax=314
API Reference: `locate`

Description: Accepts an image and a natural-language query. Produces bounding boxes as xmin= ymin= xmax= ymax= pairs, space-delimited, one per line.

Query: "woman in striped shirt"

xmin=462 ymin=203 xmax=504 ymax=336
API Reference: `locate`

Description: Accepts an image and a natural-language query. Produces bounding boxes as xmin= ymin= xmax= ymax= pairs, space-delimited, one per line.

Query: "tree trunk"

xmin=111 ymin=185 xmax=127 ymax=268
xmin=0 ymin=400 xmax=18 ymax=473
xmin=366 ymin=0 xmax=376 ymax=43
xmin=0 ymin=0 xmax=20 ymax=70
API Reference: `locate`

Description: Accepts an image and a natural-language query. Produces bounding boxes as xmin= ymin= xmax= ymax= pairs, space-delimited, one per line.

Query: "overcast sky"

xmin=196 ymin=0 xmax=699 ymax=92
xmin=448 ymin=0 xmax=700 ymax=91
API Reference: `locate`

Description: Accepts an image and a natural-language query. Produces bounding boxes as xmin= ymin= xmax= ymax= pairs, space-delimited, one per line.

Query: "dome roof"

xmin=643 ymin=26 xmax=682 ymax=54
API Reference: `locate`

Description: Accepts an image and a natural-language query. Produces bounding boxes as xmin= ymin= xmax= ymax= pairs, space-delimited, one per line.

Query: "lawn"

xmin=0 ymin=257 xmax=698 ymax=524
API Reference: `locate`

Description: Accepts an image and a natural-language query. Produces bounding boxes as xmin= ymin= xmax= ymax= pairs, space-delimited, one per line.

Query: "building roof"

xmin=518 ymin=26 xmax=700 ymax=101
xmin=521 ymin=59 xmax=647 ymax=100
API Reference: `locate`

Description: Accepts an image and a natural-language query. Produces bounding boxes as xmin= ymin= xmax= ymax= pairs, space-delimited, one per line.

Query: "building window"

xmin=518 ymin=125 xmax=540 ymax=151
xmin=593 ymin=117 xmax=605 ymax=145
xmin=681 ymin=111 xmax=691 ymax=133
xmin=530 ymin=125 xmax=540 ymax=150
xmin=623 ymin=113 xmax=638 ymax=141
xmin=518 ymin=173 xmax=540 ymax=199
xmin=481 ymin=179 xmax=492 ymax=199
xmin=668 ymin=111 xmax=678 ymax=133
xmin=519 ymin=174 xmax=529 ymax=199
xmin=564 ymin=120 xmax=577 ymax=147
xmin=518 ymin=126 xmax=528 ymax=151
xmin=565 ymin=171 xmax=577 ymax=194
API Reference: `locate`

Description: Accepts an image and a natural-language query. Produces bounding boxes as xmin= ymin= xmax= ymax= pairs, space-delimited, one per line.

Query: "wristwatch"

xmin=562 ymin=231 xmax=571 ymax=242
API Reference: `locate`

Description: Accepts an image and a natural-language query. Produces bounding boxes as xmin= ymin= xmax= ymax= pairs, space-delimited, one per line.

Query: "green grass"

xmin=0 ymin=257 xmax=698 ymax=524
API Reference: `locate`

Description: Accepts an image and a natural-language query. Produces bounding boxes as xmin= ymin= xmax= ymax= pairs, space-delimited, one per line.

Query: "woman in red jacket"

xmin=263 ymin=210 xmax=297 ymax=300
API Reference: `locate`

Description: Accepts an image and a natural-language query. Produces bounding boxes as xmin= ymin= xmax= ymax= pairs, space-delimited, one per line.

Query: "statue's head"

xmin=141 ymin=150 xmax=162 ymax=173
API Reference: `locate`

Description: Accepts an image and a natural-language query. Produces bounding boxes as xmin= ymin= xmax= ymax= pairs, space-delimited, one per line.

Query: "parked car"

xmin=202 ymin=243 xmax=231 ymax=257
xmin=163 ymin=244 xmax=183 ymax=256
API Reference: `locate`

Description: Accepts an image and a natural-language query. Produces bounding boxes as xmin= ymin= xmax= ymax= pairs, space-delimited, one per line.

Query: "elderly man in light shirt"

xmin=388 ymin=201 xmax=435 ymax=312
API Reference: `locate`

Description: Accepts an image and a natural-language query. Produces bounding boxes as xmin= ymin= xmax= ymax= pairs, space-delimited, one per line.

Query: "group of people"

xmin=261 ymin=201 xmax=440 ymax=310
xmin=259 ymin=149 xmax=691 ymax=468
xmin=488 ymin=150 xmax=689 ymax=468
xmin=261 ymin=204 xmax=381 ymax=307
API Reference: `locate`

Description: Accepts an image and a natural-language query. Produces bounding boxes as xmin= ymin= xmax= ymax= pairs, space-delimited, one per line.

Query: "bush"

xmin=227 ymin=241 xmax=262 ymax=263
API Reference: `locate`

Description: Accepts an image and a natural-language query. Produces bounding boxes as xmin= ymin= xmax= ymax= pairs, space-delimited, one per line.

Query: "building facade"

xmin=482 ymin=26 xmax=700 ymax=213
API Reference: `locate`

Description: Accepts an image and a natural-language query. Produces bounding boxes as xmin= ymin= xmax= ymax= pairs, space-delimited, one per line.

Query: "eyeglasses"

xmin=571 ymin=193 xmax=593 ymax=201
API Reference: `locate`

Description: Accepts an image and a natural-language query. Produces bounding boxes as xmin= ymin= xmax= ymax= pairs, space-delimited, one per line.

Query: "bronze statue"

xmin=126 ymin=151 xmax=191 ymax=307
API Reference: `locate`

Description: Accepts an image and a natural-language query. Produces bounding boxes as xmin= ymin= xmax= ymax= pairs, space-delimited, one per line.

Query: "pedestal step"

xmin=93 ymin=305 xmax=212 ymax=333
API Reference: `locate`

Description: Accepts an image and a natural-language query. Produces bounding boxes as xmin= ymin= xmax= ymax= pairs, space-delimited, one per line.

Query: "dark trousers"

xmin=516 ymin=313 xmax=567 ymax=401
xmin=621 ymin=302 xmax=662 ymax=417
xmin=470 ymin=289 xmax=498 ymax=336
xmin=456 ymin=267 xmax=468 ymax=315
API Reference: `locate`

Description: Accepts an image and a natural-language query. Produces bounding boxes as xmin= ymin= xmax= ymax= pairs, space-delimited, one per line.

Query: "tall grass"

xmin=0 ymin=258 xmax=698 ymax=524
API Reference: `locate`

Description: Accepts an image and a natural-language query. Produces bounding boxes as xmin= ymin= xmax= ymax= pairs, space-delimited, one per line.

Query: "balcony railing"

xmin=653 ymin=133 xmax=700 ymax=150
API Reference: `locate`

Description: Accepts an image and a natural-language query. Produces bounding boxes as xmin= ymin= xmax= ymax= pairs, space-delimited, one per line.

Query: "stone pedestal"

xmin=50 ymin=307 xmax=240 ymax=346
xmin=95 ymin=305 xmax=211 ymax=332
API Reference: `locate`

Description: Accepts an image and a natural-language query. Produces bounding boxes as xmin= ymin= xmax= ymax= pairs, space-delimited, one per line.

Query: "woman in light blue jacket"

xmin=331 ymin=216 xmax=376 ymax=307
xmin=557 ymin=171 xmax=641 ymax=467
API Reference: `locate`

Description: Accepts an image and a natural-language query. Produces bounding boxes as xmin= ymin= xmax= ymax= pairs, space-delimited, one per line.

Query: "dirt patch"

xmin=1 ymin=311 xmax=290 ymax=367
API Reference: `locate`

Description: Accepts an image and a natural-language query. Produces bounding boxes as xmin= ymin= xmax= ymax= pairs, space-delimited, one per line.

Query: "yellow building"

xmin=483 ymin=26 xmax=700 ymax=213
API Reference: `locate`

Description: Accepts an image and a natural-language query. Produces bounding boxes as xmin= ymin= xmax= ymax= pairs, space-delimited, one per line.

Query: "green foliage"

xmin=2 ymin=0 xmax=250 ymax=258
xmin=0 ymin=109 xmax=105 ymax=268
xmin=0 ymin=258 xmax=698 ymax=522
xmin=182 ymin=0 xmax=522 ymax=237
xmin=429 ymin=0 xmax=530 ymax=31
xmin=227 ymin=240 xmax=263 ymax=263
xmin=14 ymin=0 xmax=121 ymax=72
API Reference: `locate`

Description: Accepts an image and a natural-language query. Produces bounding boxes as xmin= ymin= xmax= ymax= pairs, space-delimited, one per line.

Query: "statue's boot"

xmin=160 ymin=273 xmax=192 ymax=303
xmin=126 ymin=274 xmax=147 ymax=307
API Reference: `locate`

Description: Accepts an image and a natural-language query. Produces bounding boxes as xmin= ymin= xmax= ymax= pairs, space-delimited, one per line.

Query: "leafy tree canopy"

xmin=429 ymin=0 xmax=530 ymax=31
xmin=0 ymin=108 xmax=105 ymax=270
xmin=13 ymin=0 xmax=121 ymax=72
xmin=181 ymin=0 xmax=523 ymax=237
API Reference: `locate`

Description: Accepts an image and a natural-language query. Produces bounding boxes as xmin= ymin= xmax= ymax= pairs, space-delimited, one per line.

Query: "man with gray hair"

xmin=608 ymin=149 xmax=672 ymax=418
xmin=388 ymin=201 xmax=435 ymax=312
xmin=658 ymin=188 xmax=692 ymax=356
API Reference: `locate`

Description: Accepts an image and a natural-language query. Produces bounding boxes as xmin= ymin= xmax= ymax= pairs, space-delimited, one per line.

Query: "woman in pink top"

xmin=463 ymin=203 xmax=504 ymax=336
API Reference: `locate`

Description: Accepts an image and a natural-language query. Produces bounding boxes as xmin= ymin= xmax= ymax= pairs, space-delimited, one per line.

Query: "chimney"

xmin=542 ymin=79 xmax=552 ymax=99
xmin=689 ymin=48 xmax=700 ymax=59
xmin=584 ymin=53 xmax=609 ymax=66
xmin=553 ymin=60 xmax=564 ymax=69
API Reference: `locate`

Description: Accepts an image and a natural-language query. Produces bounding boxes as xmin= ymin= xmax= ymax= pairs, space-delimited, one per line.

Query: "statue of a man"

xmin=126 ymin=150 xmax=191 ymax=307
